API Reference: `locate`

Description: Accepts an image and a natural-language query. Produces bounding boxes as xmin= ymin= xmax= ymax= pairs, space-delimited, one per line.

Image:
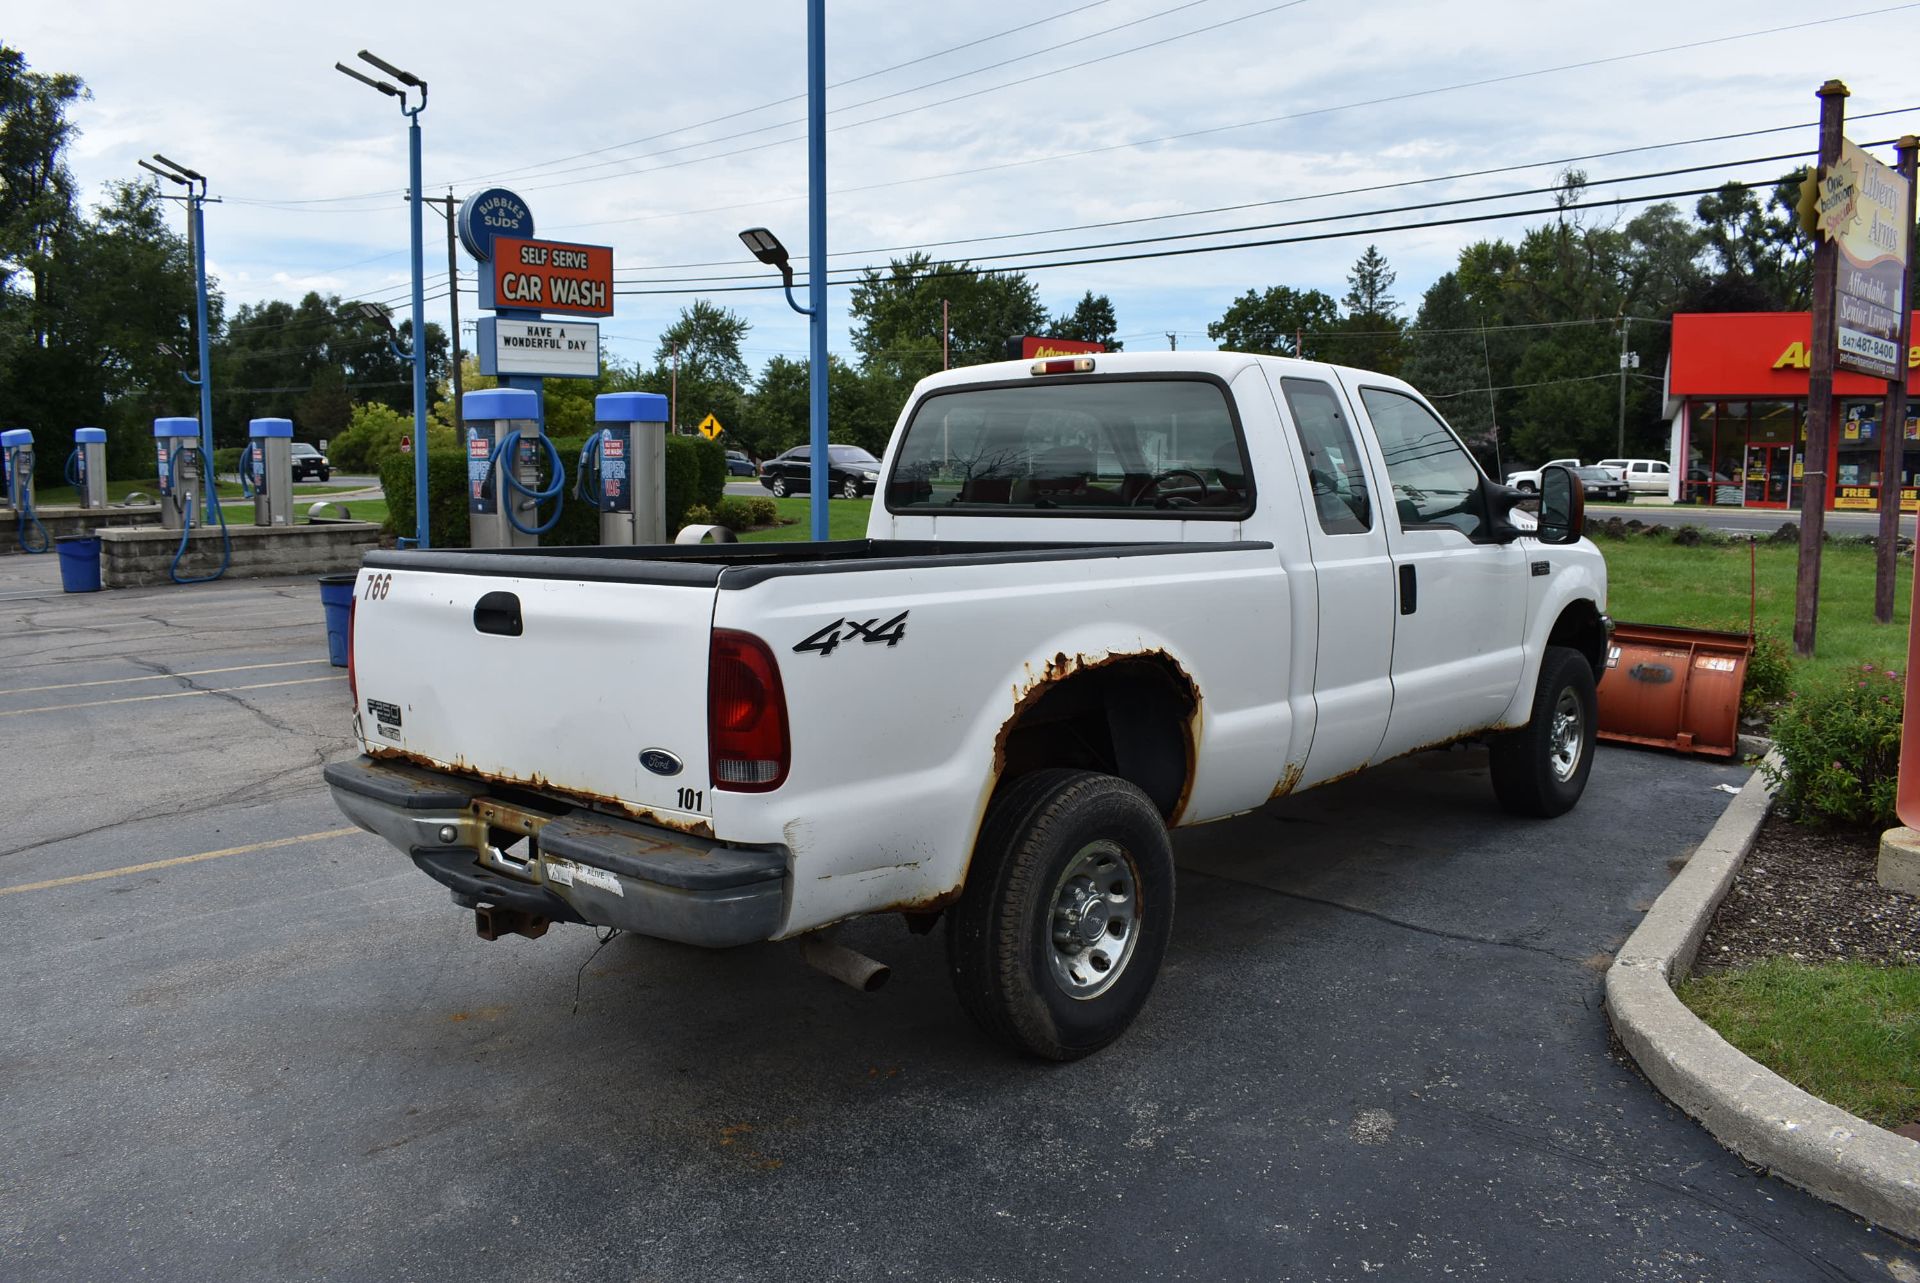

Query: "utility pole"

xmin=1875 ymin=135 xmax=1918 ymax=625
xmin=1616 ymin=308 xmax=1630 ymax=457
xmin=418 ymin=191 xmax=464 ymax=431
xmin=942 ymin=298 xmax=950 ymax=370
xmin=669 ymin=341 xmax=679 ymax=432
xmin=1796 ymin=78 xmax=1848 ymax=658
xmin=1166 ymin=332 xmax=1177 ymax=351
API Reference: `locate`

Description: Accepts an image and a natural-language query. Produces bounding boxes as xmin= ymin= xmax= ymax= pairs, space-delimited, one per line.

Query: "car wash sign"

xmin=484 ymin=237 xmax=614 ymax=316
xmin=478 ymin=316 xmax=601 ymax=378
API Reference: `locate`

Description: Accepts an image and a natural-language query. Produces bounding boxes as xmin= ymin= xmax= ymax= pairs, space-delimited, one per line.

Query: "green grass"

xmin=35 ymin=478 xmax=354 ymax=505
xmin=1677 ymin=959 xmax=1920 ymax=1130
xmin=736 ymin=497 xmax=873 ymax=542
xmin=1600 ymin=538 xmax=1909 ymax=692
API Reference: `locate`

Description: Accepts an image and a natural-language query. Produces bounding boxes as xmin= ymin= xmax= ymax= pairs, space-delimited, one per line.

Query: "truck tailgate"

xmin=350 ymin=566 xmax=715 ymax=822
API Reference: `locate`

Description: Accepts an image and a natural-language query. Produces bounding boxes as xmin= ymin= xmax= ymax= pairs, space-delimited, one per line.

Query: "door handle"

xmin=473 ymin=591 xmax=523 ymax=637
xmin=1398 ymin=564 xmax=1417 ymax=615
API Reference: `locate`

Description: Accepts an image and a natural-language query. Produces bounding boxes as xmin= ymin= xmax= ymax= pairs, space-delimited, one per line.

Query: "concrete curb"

xmin=1605 ymin=753 xmax=1920 ymax=1241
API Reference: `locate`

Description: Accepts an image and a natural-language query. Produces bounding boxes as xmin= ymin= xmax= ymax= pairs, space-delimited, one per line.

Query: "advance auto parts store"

xmin=1668 ymin=311 xmax=1920 ymax=511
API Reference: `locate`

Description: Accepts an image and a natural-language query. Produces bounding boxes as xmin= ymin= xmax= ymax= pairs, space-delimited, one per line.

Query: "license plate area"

xmin=470 ymin=798 xmax=556 ymax=883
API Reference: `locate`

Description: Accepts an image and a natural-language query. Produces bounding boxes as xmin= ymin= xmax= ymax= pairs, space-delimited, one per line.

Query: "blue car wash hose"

xmin=574 ymin=430 xmax=608 ymax=512
xmin=487 ymin=430 xmax=566 ymax=536
xmin=4 ymin=437 xmax=49 ymax=554
xmin=168 ymin=446 xmax=231 ymax=584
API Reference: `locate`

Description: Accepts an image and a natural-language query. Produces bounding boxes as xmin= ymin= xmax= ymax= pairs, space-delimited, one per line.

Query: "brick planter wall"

xmin=97 ymin=522 xmax=382 ymax=588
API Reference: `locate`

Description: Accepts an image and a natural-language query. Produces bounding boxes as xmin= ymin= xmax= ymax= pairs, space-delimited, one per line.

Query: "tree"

xmin=850 ymin=253 xmax=1048 ymax=395
xmin=1048 ymin=290 xmax=1123 ymax=349
xmin=748 ymin=354 xmax=892 ymax=459
xmin=1342 ymin=244 xmax=1398 ymax=316
xmin=1401 ymin=272 xmax=1498 ymax=465
xmin=655 ymin=299 xmax=750 ymax=390
xmin=1206 ymin=285 xmax=1339 ymax=356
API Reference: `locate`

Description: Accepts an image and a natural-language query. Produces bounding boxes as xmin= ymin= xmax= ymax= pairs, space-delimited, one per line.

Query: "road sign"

xmin=478 ymin=317 xmax=602 ymax=378
xmin=483 ymin=237 xmax=614 ymax=316
xmin=698 ymin=413 xmax=724 ymax=440
xmin=399 ymin=435 xmax=412 ymax=454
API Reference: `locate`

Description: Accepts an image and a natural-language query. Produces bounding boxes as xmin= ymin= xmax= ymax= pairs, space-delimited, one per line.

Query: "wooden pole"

xmin=1875 ymin=137 xmax=1918 ymax=623
xmin=1795 ymin=80 xmax=1848 ymax=658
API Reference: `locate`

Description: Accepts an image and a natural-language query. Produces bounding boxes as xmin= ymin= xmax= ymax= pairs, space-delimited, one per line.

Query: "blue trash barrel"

xmin=318 ymin=573 xmax=357 ymax=667
xmin=55 ymin=535 xmax=102 ymax=593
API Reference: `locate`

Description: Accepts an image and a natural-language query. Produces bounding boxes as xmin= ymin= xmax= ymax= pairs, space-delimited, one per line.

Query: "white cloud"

xmin=15 ymin=0 xmax=1919 ymax=375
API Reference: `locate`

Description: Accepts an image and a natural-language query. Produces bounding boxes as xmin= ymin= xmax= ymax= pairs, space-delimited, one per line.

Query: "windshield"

xmin=885 ymin=377 xmax=1252 ymax=518
xmin=829 ymin=446 xmax=879 ymax=465
xmin=1576 ymin=467 xmax=1611 ymax=480
xmin=292 ymin=444 xmax=318 ymax=456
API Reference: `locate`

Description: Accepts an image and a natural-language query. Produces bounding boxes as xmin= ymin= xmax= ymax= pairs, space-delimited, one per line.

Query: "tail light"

xmin=346 ymin=592 xmax=358 ymax=712
xmin=1031 ymin=356 xmax=1095 ymax=375
xmin=709 ymin=629 xmax=790 ymax=792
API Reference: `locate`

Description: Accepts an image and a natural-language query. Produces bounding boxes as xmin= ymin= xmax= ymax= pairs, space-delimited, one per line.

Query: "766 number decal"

xmin=793 ymin=610 xmax=908 ymax=658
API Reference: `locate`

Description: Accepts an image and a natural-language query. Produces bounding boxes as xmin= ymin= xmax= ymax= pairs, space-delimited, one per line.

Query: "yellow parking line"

xmin=0 ymin=675 xmax=345 ymax=718
xmin=1 ymin=658 xmax=329 ymax=697
xmin=0 ymin=827 xmax=362 ymax=898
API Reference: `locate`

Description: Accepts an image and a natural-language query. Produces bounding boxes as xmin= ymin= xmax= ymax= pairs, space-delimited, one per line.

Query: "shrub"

xmin=213 ymin=446 xmax=243 ymax=480
xmin=379 ymin=448 xmax=471 ymax=544
xmin=1762 ymin=665 xmax=1903 ymax=828
xmin=332 ymin=402 xmax=454 ymax=475
xmin=711 ymin=496 xmax=777 ymax=531
xmin=681 ymin=504 xmax=715 ymax=528
xmin=1741 ymin=627 xmax=1791 ymax=715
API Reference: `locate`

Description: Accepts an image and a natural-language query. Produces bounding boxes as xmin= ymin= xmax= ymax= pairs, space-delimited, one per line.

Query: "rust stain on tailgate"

xmin=366 ymin=747 xmax=716 ymax=839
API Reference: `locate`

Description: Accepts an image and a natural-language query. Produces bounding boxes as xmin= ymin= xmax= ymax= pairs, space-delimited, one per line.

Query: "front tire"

xmin=946 ymin=769 xmax=1175 ymax=1060
xmin=840 ymin=477 xmax=861 ymax=500
xmin=1489 ymin=645 xmax=1597 ymax=818
xmin=769 ymin=476 xmax=789 ymax=498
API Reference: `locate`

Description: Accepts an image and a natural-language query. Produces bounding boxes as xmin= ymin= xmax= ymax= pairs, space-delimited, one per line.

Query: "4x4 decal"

xmin=793 ymin=611 xmax=908 ymax=658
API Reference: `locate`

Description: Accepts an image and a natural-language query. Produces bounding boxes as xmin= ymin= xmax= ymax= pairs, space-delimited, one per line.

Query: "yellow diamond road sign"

xmin=697 ymin=413 xmax=724 ymax=440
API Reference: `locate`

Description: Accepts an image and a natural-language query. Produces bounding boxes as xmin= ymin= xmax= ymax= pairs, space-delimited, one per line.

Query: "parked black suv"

xmin=291 ymin=442 xmax=331 ymax=481
xmin=758 ymin=444 xmax=881 ymax=499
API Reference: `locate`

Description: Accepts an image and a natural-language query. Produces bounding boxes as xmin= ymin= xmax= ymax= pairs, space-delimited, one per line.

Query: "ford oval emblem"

xmin=639 ymin=748 xmax=683 ymax=777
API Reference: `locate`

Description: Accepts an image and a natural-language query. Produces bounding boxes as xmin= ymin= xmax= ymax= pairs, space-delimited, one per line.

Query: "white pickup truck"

xmin=327 ymin=352 xmax=1608 ymax=1060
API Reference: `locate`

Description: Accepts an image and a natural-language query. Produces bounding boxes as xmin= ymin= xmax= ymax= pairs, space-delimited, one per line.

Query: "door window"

xmin=1358 ymin=388 xmax=1486 ymax=538
xmin=1280 ymin=377 xmax=1371 ymax=534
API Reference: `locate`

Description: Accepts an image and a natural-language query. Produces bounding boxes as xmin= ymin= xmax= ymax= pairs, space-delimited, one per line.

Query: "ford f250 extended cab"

xmin=326 ymin=352 xmax=1608 ymax=1060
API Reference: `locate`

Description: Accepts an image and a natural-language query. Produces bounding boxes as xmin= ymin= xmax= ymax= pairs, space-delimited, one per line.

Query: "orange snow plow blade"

xmin=1596 ymin=622 xmax=1752 ymax=759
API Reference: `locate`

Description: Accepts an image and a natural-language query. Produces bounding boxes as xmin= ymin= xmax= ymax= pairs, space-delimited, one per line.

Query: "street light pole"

xmin=337 ymin=50 xmax=431 ymax=549
xmin=145 ymin=155 xmax=217 ymax=521
xmin=805 ymin=0 xmax=829 ymax=541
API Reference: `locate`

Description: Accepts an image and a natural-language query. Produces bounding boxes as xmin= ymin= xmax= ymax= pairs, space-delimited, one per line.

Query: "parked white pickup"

xmin=326 ymin=352 xmax=1610 ymax=1059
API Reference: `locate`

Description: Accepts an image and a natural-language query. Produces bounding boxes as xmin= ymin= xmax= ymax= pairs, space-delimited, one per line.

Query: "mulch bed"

xmin=1693 ymin=812 xmax=1920 ymax=973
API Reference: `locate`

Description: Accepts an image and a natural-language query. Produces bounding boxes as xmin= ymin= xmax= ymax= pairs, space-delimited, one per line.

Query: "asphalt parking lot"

xmin=2 ymin=554 xmax=1916 ymax=1282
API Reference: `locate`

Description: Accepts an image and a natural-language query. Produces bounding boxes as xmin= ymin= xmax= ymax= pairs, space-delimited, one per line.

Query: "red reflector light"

xmin=346 ymin=592 xmax=358 ymax=712
xmin=1031 ymin=357 xmax=1095 ymax=375
xmin=709 ymin=629 xmax=790 ymax=792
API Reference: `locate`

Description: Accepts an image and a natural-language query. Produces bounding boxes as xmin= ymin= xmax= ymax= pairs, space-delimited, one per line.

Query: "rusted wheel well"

xmin=993 ymin=655 xmax=1198 ymax=822
xmin=1548 ymin=600 xmax=1607 ymax=681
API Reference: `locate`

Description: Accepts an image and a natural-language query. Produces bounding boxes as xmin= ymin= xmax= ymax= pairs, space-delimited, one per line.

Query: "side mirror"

xmin=1537 ymin=464 xmax=1585 ymax=545
xmin=1479 ymin=475 xmax=1528 ymax=543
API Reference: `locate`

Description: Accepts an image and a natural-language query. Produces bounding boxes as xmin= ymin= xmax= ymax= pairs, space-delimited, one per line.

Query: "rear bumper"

xmin=324 ymin=755 xmax=787 ymax=948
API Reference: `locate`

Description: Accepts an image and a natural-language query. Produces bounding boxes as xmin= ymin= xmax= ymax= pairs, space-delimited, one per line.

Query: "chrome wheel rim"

xmin=1046 ymin=839 xmax=1140 ymax=1000
xmin=1549 ymin=687 xmax=1584 ymax=782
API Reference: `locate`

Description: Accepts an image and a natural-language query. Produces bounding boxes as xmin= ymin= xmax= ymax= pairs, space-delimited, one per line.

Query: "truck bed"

xmin=363 ymin=537 xmax=1272 ymax=587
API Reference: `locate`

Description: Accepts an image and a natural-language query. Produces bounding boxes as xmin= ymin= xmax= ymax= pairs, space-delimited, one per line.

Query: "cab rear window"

xmin=885 ymin=377 xmax=1253 ymax=518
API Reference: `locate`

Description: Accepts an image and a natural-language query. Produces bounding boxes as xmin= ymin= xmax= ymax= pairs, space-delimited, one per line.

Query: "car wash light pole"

xmin=140 ymin=155 xmax=217 ymax=522
xmin=739 ymin=0 xmax=830 ymax=542
xmin=336 ymin=49 xmax=432 ymax=549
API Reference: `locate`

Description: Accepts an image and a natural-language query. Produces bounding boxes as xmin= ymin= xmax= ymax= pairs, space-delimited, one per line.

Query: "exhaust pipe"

xmin=801 ymin=936 xmax=890 ymax=992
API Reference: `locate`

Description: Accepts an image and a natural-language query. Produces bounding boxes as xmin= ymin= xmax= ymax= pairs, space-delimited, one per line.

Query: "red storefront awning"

xmin=1669 ymin=312 xmax=1920 ymax=397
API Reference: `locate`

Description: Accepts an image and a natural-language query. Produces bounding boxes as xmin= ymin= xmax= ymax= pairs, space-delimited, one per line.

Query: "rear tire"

xmin=1489 ymin=645 xmax=1597 ymax=818
xmin=946 ymin=769 xmax=1175 ymax=1061
xmin=841 ymin=477 xmax=861 ymax=500
xmin=770 ymin=476 xmax=789 ymax=498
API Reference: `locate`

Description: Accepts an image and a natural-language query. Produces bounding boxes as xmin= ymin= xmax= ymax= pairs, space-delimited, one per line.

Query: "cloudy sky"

xmin=14 ymin=0 xmax=1920 ymax=378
